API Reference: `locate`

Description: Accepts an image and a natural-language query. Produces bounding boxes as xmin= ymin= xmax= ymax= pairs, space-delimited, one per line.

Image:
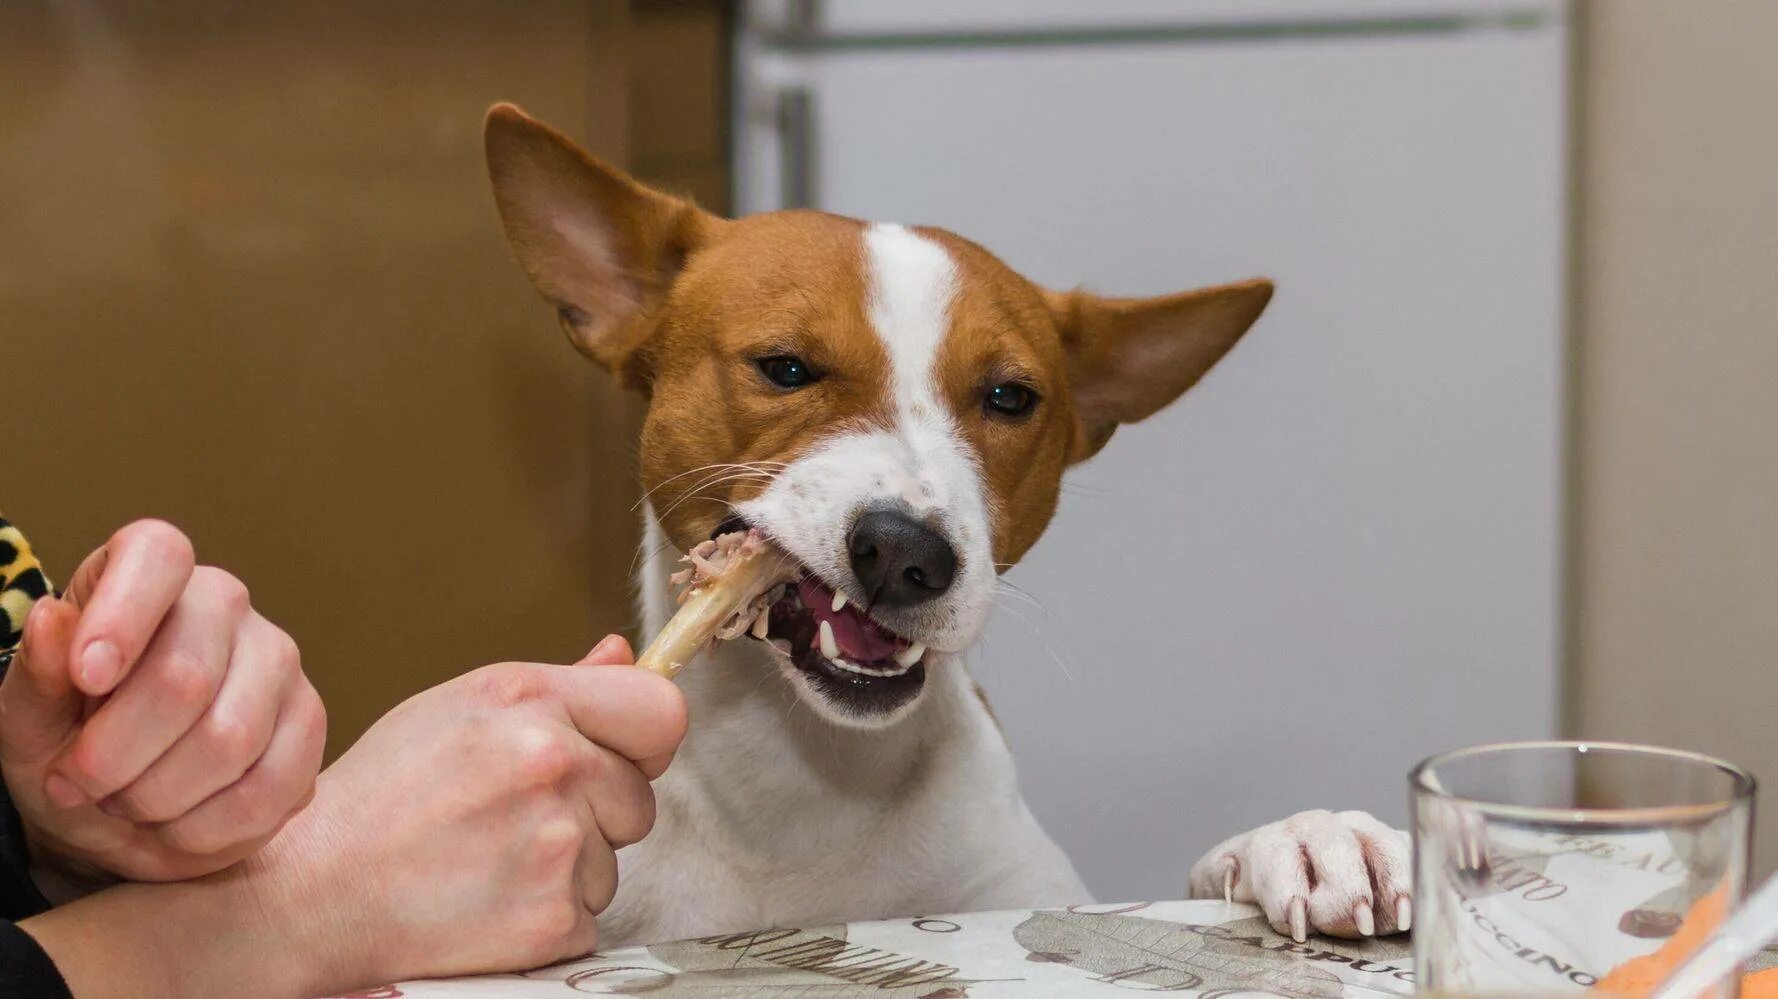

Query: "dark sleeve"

xmin=0 ymin=654 xmax=51 ymax=922
xmin=0 ymin=919 xmax=72 ymax=999
xmin=0 ymin=515 xmax=57 ymax=920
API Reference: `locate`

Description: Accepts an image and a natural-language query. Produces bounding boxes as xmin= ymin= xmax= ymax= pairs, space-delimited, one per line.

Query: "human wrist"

xmin=237 ymin=788 xmax=380 ymax=995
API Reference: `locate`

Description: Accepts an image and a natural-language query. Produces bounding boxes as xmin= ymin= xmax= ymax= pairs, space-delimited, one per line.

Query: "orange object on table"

xmin=1596 ymin=885 xmax=1776 ymax=999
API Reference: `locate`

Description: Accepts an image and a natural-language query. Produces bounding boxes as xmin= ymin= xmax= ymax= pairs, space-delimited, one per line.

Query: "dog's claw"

xmin=1288 ymin=897 xmax=1307 ymax=943
xmin=1396 ymin=896 xmax=1413 ymax=933
xmin=1354 ymin=903 xmax=1375 ymax=937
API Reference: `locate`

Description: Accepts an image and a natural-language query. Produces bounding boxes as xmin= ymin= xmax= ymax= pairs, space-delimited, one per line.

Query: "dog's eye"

xmin=757 ymin=355 xmax=817 ymax=389
xmin=984 ymin=382 xmax=1037 ymax=418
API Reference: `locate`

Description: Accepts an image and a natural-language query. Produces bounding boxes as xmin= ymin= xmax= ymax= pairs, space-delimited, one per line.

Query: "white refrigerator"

xmin=735 ymin=0 xmax=1567 ymax=902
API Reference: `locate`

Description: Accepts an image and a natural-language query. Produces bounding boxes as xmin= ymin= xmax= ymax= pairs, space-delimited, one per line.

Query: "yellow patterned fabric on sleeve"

xmin=1 ymin=514 xmax=53 ymax=655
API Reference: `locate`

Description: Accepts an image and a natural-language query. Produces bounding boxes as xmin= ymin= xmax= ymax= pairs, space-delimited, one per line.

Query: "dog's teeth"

xmin=831 ymin=589 xmax=848 ymax=613
xmin=894 ymin=642 xmax=926 ymax=668
xmin=818 ymin=620 xmax=839 ymax=660
xmin=750 ymin=610 xmax=770 ymax=639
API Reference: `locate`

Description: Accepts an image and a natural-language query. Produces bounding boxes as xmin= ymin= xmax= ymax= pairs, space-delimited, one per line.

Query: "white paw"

xmin=1188 ymin=809 xmax=1412 ymax=942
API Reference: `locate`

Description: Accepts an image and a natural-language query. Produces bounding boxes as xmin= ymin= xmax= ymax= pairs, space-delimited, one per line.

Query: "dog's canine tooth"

xmin=1395 ymin=896 xmax=1413 ymax=932
xmin=750 ymin=610 xmax=770 ymax=640
xmin=894 ymin=642 xmax=926 ymax=668
xmin=818 ymin=620 xmax=839 ymax=660
xmin=831 ymin=589 xmax=848 ymax=613
xmin=1287 ymin=897 xmax=1307 ymax=943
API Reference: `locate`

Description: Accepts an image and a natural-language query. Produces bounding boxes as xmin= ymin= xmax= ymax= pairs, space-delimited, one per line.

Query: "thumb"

xmin=0 ymin=597 xmax=84 ymax=764
xmin=574 ymin=634 xmax=634 ymax=667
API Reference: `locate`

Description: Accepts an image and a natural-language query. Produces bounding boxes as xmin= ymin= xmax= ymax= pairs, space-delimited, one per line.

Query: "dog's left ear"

xmin=1050 ymin=277 xmax=1273 ymax=464
xmin=484 ymin=103 xmax=725 ymax=385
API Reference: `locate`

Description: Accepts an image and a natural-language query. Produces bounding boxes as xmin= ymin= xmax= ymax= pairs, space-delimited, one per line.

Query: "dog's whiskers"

xmin=989 ymin=596 xmax=1077 ymax=682
xmin=633 ymin=462 xmax=787 ymax=511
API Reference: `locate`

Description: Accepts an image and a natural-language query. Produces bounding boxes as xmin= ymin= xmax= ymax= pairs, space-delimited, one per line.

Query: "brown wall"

xmin=1572 ymin=2 xmax=1778 ymax=875
xmin=1 ymin=2 xmax=727 ymax=757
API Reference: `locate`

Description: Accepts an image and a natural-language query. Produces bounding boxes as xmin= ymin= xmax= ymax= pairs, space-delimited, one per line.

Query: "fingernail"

xmin=44 ymin=774 xmax=86 ymax=809
xmin=78 ymin=641 xmax=121 ymax=691
xmin=590 ymin=634 xmax=624 ymax=659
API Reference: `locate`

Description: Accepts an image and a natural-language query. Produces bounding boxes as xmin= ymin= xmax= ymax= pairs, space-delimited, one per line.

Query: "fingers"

xmin=575 ymin=634 xmax=634 ymax=667
xmin=580 ymin=745 xmax=657 ymax=849
xmin=104 ymin=615 xmax=300 ymax=823
xmin=0 ymin=598 xmax=83 ymax=766
xmin=64 ymin=520 xmax=196 ymax=695
xmin=155 ymin=680 xmax=326 ymax=859
xmin=576 ymin=834 xmax=620 ymax=917
xmin=50 ymin=569 xmax=245 ymax=804
xmin=562 ymin=829 xmax=619 ymax=962
xmin=550 ymin=665 xmax=687 ymax=777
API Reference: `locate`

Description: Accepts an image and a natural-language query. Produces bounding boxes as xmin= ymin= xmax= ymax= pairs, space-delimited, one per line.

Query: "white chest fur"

xmin=596 ymin=515 xmax=1088 ymax=949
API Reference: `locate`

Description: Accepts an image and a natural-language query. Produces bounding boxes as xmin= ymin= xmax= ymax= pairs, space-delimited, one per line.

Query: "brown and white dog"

xmin=483 ymin=104 xmax=1412 ymax=949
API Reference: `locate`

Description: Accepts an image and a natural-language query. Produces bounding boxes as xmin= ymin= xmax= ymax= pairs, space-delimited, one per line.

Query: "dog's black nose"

xmin=848 ymin=509 xmax=957 ymax=607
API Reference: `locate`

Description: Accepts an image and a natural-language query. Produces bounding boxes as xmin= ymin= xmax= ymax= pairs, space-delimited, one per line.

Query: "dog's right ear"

xmin=484 ymin=103 xmax=723 ymax=383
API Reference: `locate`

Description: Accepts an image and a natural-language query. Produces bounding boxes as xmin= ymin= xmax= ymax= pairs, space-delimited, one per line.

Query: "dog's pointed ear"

xmin=484 ymin=103 xmax=724 ymax=382
xmin=1049 ymin=277 xmax=1273 ymax=464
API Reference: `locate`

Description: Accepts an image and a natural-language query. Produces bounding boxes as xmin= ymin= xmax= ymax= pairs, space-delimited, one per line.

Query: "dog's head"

xmin=485 ymin=105 xmax=1271 ymax=728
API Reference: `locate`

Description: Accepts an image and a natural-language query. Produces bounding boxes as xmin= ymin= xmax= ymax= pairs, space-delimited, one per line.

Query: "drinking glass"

xmin=1412 ymin=741 xmax=1755 ymax=997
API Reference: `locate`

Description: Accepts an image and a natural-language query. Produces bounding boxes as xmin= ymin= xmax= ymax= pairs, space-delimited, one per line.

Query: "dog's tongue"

xmin=797 ymin=577 xmax=907 ymax=663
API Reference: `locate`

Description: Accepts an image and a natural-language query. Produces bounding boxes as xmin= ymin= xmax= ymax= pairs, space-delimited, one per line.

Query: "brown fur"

xmin=484 ymin=103 xmax=1273 ymax=571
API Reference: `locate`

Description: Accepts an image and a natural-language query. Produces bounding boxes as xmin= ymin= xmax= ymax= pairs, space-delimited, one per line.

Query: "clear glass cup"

xmin=1412 ymin=741 xmax=1755 ymax=997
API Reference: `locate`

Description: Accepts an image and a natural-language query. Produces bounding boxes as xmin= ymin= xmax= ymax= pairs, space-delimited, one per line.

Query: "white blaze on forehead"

xmin=862 ymin=223 xmax=957 ymax=414
xmin=732 ymin=223 xmax=998 ymax=655
xmin=859 ymin=222 xmax=995 ymax=552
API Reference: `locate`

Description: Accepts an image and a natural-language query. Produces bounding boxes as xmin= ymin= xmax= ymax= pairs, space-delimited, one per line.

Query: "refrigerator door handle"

xmin=774 ymin=85 xmax=818 ymax=210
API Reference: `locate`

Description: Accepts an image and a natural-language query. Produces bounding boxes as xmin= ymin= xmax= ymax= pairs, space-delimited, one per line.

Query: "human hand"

xmin=244 ymin=636 xmax=687 ymax=990
xmin=0 ymin=519 xmax=326 ymax=883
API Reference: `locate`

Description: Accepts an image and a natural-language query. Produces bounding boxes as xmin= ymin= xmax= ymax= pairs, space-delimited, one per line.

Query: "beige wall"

xmin=1573 ymin=2 xmax=1778 ymax=874
xmin=0 ymin=1 xmax=729 ymax=758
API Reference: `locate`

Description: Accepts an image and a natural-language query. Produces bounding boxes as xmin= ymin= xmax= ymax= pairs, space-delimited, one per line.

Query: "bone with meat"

xmin=636 ymin=529 xmax=794 ymax=678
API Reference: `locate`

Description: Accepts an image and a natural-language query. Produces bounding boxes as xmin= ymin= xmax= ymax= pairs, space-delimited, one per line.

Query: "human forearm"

xmin=17 ymin=869 xmax=320 ymax=999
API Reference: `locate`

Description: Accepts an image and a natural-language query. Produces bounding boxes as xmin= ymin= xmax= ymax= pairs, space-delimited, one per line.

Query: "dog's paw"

xmin=1187 ymin=809 xmax=1411 ymax=942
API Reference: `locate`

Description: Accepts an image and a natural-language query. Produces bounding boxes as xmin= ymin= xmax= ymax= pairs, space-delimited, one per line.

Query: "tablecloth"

xmin=342 ymin=900 xmax=1418 ymax=998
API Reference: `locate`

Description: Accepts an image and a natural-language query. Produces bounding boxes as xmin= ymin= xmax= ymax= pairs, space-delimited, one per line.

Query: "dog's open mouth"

xmin=755 ymin=573 xmax=928 ymax=713
xmin=698 ymin=517 xmax=929 ymax=716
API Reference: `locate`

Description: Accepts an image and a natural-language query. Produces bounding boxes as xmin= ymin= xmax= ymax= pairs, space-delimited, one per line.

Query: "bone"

xmin=638 ymin=529 xmax=795 ymax=679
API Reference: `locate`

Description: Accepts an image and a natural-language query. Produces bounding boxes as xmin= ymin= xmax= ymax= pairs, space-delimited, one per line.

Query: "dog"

xmin=482 ymin=104 xmax=1412 ymax=950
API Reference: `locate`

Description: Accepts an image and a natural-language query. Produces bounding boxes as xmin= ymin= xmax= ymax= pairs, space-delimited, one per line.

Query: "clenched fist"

xmin=245 ymin=636 xmax=687 ymax=987
xmin=0 ymin=519 xmax=325 ymax=883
